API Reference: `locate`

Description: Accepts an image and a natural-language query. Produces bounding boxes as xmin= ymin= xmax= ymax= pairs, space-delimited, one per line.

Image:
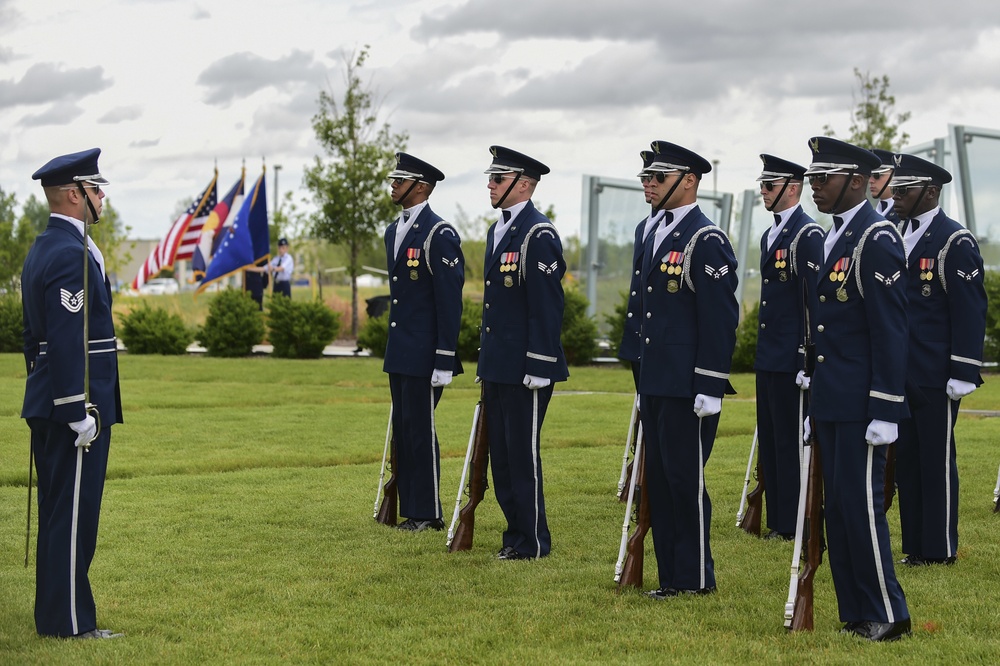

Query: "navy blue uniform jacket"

xmin=899 ymin=210 xmax=986 ymax=389
xmin=755 ymin=207 xmax=825 ymax=373
xmin=638 ymin=207 xmax=739 ymax=398
xmin=21 ymin=217 xmax=122 ymax=426
xmin=478 ymin=201 xmax=569 ymax=384
xmin=810 ymin=204 xmax=908 ymax=423
xmin=383 ymin=205 xmax=464 ymax=377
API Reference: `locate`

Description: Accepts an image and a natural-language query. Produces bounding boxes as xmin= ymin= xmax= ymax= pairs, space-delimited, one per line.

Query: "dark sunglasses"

xmin=807 ymin=173 xmax=831 ymax=185
xmin=489 ymin=174 xmax=520 ymax=184
xmin=639 ymin=173 xmax=667 ymax=184
xmin=891 ymin=185 xmax=923 ymax=196
xmin=760 ymin=181 xmax=786 ymax=192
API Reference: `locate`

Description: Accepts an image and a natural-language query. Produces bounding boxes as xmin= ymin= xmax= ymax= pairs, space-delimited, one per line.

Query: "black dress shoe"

xmin=924 ymin=556 xmax=957 ymax=565
xmin=855 ymin=618 xmax=912 ymax=642
xmin=397 ymin=518 xmax=445 ymax=532
xmin=497 ymin=546 xmax=534 ymax=561
xmin=899 ymin=554 xmax=927 ymax=566
xmin=73 ymin=629 xmax=123 ymax=640
xmin=764 ymin=530 xmax=794 ymax=541
xmin=647 ymin=586 xmax=716 ymax=600
xmin=840 ymin=621 xmax=864 ymax=634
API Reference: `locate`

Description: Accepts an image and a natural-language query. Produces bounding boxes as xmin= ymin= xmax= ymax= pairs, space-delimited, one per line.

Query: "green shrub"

xmin=603 ymin=290 xmax=629 ymax=364
xmin=267 ymin=296 xmax=340 ymax=359
xmin=0 ymin=292 xmax=22 ymax=353
xmin=457 ymin=297 xmax=482 ymax=363
xmin=119 ymin=303 xmax=192 ymax=355
xmin=199 ymin=288 xmax=265 ymax=357
xmin=984 ymin=270 xmax=1000 ymax=363
xmin=731 ymin=302 xmax=759 ymax=373
xmin=561 ymin=286 xmax=599 ymax=366
xmin=357 ymin=311 xmax=389 ymax=358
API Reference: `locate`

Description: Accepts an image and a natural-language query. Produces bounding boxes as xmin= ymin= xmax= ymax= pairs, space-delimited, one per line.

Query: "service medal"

xmin=510 ymin=263 xmax=517 ymax=272
xmin=660 ymin=263 xmax=667 ymax=272
xmin=775 ymin=249 xmax=787 ymax=269
xmin=667 ymin=280 xmax=679 ymax=293
xmin=504 ymin=275 xmax=513 ymax=287
xmin=410 ymin=269 xmax=418 ymax=281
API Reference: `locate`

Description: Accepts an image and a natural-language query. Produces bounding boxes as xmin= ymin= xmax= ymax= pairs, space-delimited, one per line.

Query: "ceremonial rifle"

xmin=616 ymin=395 xmax=639 ymax=502
xmin=447 ymin=384 xmax=489 ymax=552
xmin=785 ymin=279 xmax=823 ymax=631
xmin=736 ymin=427 xmax=762 ymax=534
xmin=373 ymin=406 xmax=397 ymax=526
xmin=993 ymin=463 xmax=1000 ymax=513
xmin=615 ymin=422 xmax=649 ymax=589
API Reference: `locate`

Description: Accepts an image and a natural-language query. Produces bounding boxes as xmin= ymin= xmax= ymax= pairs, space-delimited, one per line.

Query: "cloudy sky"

xmin=3 ymin=0 xmax=1000 ymax=243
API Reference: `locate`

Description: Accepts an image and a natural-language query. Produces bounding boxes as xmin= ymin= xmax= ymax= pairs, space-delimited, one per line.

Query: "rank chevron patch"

xmin=60 ymin=288 xmax=85 ymax=313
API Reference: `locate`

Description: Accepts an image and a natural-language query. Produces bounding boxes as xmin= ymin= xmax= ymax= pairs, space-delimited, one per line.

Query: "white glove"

xmin=69 ymin=415 xmax=97 ymax=448
xmin=474 ymin=375 xmax=482 ymax=384
xmin=523 ymin=374 xmax=551 ymax=390
xmin=795 ymin=370 xmax=811 ymax=391
xmin=946 ymin=378 xmax=976 ymax=401
xmin=693 ymin=394 xmax=721 ymax=418
xmin=430 ymin=369 xmax=453 ymax=388
xmin=865 ymin=419 xmax=898 ymax=446
xmin=803 ymin=416 xmax=811 ymax=443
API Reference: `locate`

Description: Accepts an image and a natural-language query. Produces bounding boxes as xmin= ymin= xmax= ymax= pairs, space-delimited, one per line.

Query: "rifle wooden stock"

xmin=738 ymin=460 xmax=764 ymax=536
xmin=883 ymin=442 xmax=897 ymax=512
xmin=618 ymin=436 xmax=649 ymax=589
xmin=448 ymin=391 xmax=489 ymax=552
xmin=375 ymin=432 xmax=398 ymax=527
xmin=789 ymin=433 xmax=823 ymax=632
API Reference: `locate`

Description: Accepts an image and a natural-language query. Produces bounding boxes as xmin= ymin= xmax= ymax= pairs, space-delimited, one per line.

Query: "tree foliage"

xmin=304 ymin=46 xmax=407 ymax=337
xmin=824 ymin=68 xmax=911 ymax=151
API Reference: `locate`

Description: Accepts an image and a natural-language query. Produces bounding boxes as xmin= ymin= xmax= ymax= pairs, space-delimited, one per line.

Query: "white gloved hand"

xmin=69 ymin=415 xmax=97 ymax=448
xmin=523 ymin=374 xmax=551 ymax=390
xmin=946 ymin=378 xmax=976 ymax=401
xmin=803 ymin=416 xmax=812 ymax=443
xmin=430 ymin=369 xmax=453 ymax=388
xmin=865 ymin=419 xmax=898 ymax=446
xmin=693 ymin=394 xmax=722 ymax=418
xmin=795 ymin=370 xmax=811 ymax=391
xmin=474 ymin=375 xmax=482 ymax=384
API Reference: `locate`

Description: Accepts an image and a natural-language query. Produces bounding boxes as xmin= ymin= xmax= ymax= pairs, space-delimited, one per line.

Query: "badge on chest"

xmin=829 ymin=256 xmax=850 ymax=301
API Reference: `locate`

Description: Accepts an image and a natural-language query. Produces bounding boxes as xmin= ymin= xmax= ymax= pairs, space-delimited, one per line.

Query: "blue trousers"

xmin=756 ymin=371 xmax=805 ymax=535
xmin=640 ymin=395 xmax=717 ymax=591
xmin=815 ymin=419 xmax=909 ymax=624
xmin=29 ymin=418 xmax=111 ymax=637
xmin=483 ymin=381 xmax=552 ymax=558
xmin=388 ymin=374 xmax=443 ymax=521
xmin=896 ymin=387 xmax=960 ymax=559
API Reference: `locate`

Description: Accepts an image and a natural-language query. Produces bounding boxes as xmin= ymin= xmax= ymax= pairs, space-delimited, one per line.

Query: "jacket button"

xmin=646 ymin=312 xmax=651 ymax=319
xmin=392 ymin=299 xmax=398 ymax=305
xmin=627 ymin=312 xmax=633 ymax=318
xmin=761 ymin=300 xmax=767 ymax=307
xmin=631 ymin=291 xmax=636 ymax=296
xmin=760 ymin=323 xmax=766 ymax=329
xmin=817 ymin=355 xmax=825 ymax=363
xmin=817 ymin=324 xmax=824 ymax=332
xmin=635 ymin=269 xmax=640 ymax=276
xmin=485 ymin=303 xmax=490 ymax=309
xmin=392 ymin=276 xmax=398 ymax=282
xmin=819 ymin=295 xmax=826 ymax=303
xmin=763 ymin=279 xmax=769 ymax=285
xmin=645 ymin=338 xmax=650 ymax=344
xmin=390 ymin=322 xmax=397 ymax=328
xmin=486 ymin=280 xmax=491 ymax=287
xmin=647 ymin=286 xmax=653 ymax=293
xmin=486 ymin=327 xmax=491 ymax=333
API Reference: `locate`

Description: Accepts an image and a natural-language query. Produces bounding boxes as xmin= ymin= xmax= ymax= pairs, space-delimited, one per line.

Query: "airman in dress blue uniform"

xmin=753 ymin=155 xmax=824 ymax=540
xmin=870 ymin=149 xmax=900 ymax=225
xmin=477 ymin=146 xmax=568 ymax=560
xmin=889 ymin=154 xmax=987 ymax=566
xmin=382 ymin=152 xmax=464 ymax=532
xmin=618 ymin=150 xmax=662 ymax=389
xmin=804 ymin=137 xmax=910 ymax=642
xmin=637 ymin=141 xmax=739 ymax=598
xmin=22 ymin=148 xmax=123 ymax=639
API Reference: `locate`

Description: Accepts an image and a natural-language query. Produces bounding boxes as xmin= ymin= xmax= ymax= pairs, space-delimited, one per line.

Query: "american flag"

xmin=132 ymin=175 xmax=217 ymax=290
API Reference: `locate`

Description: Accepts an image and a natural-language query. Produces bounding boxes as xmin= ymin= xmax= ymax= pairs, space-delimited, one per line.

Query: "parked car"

xmin=139 ymin=278 xmax=180 ymax=295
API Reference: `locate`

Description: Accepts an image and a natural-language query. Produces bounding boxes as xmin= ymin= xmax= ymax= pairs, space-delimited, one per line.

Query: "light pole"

xmin=273 ymin=164 xmax=283 ymax=221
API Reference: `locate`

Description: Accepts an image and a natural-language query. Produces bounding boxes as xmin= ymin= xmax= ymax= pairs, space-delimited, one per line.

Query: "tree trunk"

xmin=350 ymin=240 xmax=359 ymax=337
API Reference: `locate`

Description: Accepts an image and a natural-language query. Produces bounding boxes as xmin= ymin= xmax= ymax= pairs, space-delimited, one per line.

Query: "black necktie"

xmin=773 ymin=214 xmax=782 ymax=227
xmin=403 ymin=210 xmax=410 ymax=222
xmin=502 ymin=210 xmax=511 ymax=223
xmin=906 ymin=218 xmax=919 ymax=233
xmin=879 ymin=200 xmax=887 ymax=213
xmin=833 ymin=216 xmax=844 ymax=232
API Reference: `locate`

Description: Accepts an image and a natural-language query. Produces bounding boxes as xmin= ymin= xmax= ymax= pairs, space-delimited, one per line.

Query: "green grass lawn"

xmin=1 ymin=355 xmax=998 ymax=664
